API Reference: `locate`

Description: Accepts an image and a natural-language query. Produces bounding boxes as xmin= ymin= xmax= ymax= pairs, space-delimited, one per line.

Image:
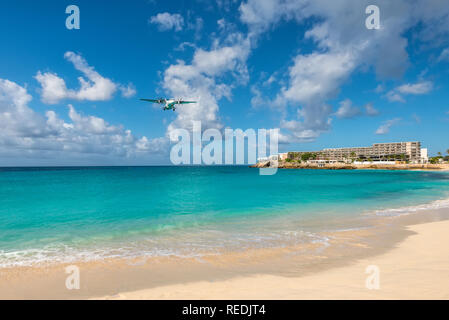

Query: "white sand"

xmin=101 ymin=220 xmax=449 ymax=300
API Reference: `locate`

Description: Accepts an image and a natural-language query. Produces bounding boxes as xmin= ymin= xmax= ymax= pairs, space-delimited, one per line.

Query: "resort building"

xmin=287 ymin=141 xmax=428 ymax=163
xmin=278 ymin=153 xmax=288 ymax=161
xmin=257 ymin=154 xmax=283 ymax=162
xmin=420 ymin=148 xmax=428 ymax=163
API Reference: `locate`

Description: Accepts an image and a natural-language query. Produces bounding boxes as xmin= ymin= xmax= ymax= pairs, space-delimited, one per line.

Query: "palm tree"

xmin=350 ymin=151 xmax=356 ymax=162
xmin=446 ymin=149 xmax=449 ymax=155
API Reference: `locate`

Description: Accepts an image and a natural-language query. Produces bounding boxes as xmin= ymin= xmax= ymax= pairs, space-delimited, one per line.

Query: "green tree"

xmin=301 ymin=153 xmax=313 ymax=162
xmin=430 ymin=157 xmax=439 ymax=164
xmin=349 ymin=151 xmax=356 ymax=163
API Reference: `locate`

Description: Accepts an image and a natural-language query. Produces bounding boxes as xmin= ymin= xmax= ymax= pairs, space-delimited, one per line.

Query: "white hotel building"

xmin=286 ymin=142 xmax=428 ymax=163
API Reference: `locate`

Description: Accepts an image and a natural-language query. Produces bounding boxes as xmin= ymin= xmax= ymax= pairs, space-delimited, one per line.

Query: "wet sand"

xmin=101 ymin=219 xmax=449 ymax=299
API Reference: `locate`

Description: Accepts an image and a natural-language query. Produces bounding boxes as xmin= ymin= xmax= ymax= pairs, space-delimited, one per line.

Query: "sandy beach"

xmin=101 ymin=219 xmax=449 ymax=300
xmin=1 ymin=207 xmax=449 ymax=300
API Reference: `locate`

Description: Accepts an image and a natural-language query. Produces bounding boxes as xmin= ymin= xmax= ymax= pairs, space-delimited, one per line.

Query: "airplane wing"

xmin=140 ymin=98 xmax=163 ymax=103
xmin=178 ymin=101 xmax=197 ymax=104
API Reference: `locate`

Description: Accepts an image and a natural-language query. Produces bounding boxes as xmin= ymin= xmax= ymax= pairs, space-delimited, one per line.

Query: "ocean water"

xmin=1 ymin=166 xmax=449 ymax=267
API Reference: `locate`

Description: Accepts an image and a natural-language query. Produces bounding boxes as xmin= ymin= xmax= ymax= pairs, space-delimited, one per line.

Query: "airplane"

xmin=140 ymin=98 xmax=197 ymax=111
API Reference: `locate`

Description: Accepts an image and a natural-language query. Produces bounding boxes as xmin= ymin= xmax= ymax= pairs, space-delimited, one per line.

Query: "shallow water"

xmin=1 ymin=166 xmax=449 ymax=267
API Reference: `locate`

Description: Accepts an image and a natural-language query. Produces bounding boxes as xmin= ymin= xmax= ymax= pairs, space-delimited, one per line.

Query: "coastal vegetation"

xmin=288 ymin=151 xmax=412 ymax=164
xmin=429 ymin=150 xmax=449 ymax=164
xmin=252 ymin=161 xmax=449 ymax=171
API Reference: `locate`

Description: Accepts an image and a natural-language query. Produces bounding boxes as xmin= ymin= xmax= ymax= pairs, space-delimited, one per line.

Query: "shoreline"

xmin=102 ymin=218 xmax=449 ymax=300
xmin=1 ymin=204 xmax=449 ymax=299
xmin=252 ymin=161 xmax=449 ymax=171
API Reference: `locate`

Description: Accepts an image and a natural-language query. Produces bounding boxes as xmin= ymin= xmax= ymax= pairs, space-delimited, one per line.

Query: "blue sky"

xmin=0 ymin=0 xmax=448 ymax=166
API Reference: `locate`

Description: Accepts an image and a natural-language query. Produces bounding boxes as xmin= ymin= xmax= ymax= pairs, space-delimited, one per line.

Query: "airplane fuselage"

xmin=163 ymin=99 xmax=178 ymax=110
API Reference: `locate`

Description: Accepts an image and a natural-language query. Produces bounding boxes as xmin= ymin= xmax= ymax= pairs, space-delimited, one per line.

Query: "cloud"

xmin=193 ymin=45 xmax=249 ymax=77
xmin=275 ymin=48 xmax=356 ymax=140
xmin=150 ymin=13 xmax=184 ymax=31
xmin=240 ymin=0 xmax=449 ymax=142
xmin=187 ymin=17 xmax=203 ymax=40
xmin=365 ymin=103 xmax=380 ymax=116
xmin=0 ymin=78 xmax=166 ymax=163
xmin=119 ymin=83 xmax=137 ymax=98
xmin=333 ymin=100 xmax=378 ymax=119
xmin=239 ymin=0 xmax=306 ymax=38
xmin=281 ymin=51 xmax=356 ymax=104
xmin=239 ymin=0 xmax=412 ymax=77
xmin=437 ymin=48 xmax=449 ymax=62
xmin=250 ymin=85 xmax=265 ymax=109
xmin=0 ymin=79 xmax=50 ymax=139
xmin=375 ymin=118 xmax=401 ymax=135
xmin=374 ymin=84 xmax=384 ymax=93
xmin=35 ymin=52 xmax=134 ymax=104
xmin=162 ymin=33 xmax=251 ymax=136
xmin=386 ymin=81 xmax=433 ymax=102
xmin=385 ymin=90 xmax=406 ymax=103
xmin=396 ymin=81 xmax=433 ymax=95
xmin=334 ymin=99 xmax=361 ymax=119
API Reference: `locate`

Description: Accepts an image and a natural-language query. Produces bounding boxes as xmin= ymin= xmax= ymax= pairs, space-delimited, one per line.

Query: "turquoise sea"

xmin=1 ymin=166 xmax=449 ymax=267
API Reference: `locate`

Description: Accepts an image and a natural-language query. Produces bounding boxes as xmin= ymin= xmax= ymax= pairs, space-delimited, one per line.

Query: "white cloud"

xmin=0 ymin=78 xmax=167 ymax=163
xmin=385 ymin=90 xmax=406 ymax=103
xmin=264 ymin=74 xmax=276 ymax=86
xmin=365 ymin=103 xmax=380 ymax=116
xmin=35 ymin=71 xmax=71 ymax=105
xmin=240 ymin=0 xmax=449 ymax=142
xmin=239 ymin=0 xmax=305 ymax=37
xmin=35 ymin=52 xmax=127 ymax=104
xmin=162 ymin=33 xmax=251 ymax=136
xmin=250 ymin=85 xmax=264 ymax=109
xmin=396 ymin=81 xmax=433 ymax=95
xmin=282 ymin=51 xmax=356 ymax=104
xmin=150 ymin=13 xmax=184 ymax=31
xmin=334 ymin=99 xmax=361 ymax=119
xmin=193 ymin=45 xmax=249 ymax=77
xmin=187 ymin=17 xmax=204 ymax=41
xmin=438 ymin=48 xmax=449 ymax=62
xmin=275 ymin=48 xmax=356 ymax=140
xmin=0 ymin=79 xmax=50 ymax=139
xmin=374 ymin=84 xmax=384 ymax=93
xmin=119 ymin=83 xmax=137 ymax=98
xmin=386 ymin=81 xmax=433 ymax=102
xmin=375 ymin=118 xmax=401 ymax=135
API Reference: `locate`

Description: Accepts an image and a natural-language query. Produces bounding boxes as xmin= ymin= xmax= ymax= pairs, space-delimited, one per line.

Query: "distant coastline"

xmin=252 ymin=161 xmax=449 ymax=171
xmin=254 ymin=141 xmax=449 ymax=171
